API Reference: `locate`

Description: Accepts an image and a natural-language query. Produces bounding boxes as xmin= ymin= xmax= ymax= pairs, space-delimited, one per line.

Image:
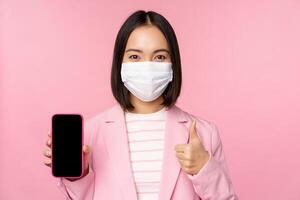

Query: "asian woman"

xmin=43 ymin=10 xmax=238 ymax=200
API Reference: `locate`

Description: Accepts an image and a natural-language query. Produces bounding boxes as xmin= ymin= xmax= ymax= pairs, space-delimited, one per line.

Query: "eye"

xmin=154 ymin=55 xmax=167 ymax=61
xmin=129 ymin=55 xmax=140 ymax=60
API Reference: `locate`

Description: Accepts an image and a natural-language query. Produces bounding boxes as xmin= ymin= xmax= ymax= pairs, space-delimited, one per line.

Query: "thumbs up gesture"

xmin=175 ymin=120 xmax=210 ymax=176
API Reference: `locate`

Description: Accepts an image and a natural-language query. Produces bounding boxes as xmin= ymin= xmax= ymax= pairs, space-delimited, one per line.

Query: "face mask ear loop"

xmin=169 ymin=72 xmax=173 ymax=82
xmin=120 ymin=69 xmax=126 ymax=82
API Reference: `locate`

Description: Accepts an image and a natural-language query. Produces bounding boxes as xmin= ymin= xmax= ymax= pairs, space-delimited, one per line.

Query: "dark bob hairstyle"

xmin=111 ymin=10 xmax=182 ymax=111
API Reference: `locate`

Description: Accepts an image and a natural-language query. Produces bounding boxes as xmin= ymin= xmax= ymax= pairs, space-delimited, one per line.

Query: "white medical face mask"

xmin=121 ymin=61 xmax=173 ymax=102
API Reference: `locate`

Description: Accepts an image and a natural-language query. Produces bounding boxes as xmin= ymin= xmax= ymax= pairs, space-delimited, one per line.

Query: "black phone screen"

xmin=51 ymin=114 xmax=83 ymax=178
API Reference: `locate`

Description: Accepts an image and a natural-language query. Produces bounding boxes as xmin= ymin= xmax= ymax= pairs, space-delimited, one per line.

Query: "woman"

xmin=43 ymin=10 xmax=238 ymax=200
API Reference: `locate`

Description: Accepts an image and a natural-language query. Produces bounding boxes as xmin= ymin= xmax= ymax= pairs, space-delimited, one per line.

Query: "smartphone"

xmin=51 ymin=114 xmax=84 ymax=178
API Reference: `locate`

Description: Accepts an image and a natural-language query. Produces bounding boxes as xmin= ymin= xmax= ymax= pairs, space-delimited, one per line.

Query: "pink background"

xmin=1 ymin=0 xmax=300 ymax=199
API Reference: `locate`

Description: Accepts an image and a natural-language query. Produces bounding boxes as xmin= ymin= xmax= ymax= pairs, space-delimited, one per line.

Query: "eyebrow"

xmin=125 ymin=48 xmax=170 ymax=54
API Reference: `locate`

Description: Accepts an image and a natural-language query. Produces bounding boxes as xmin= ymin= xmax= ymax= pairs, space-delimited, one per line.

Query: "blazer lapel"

xmin=158 ymin=104 xmax=190 ymax=200
xmin=102 ymin=104 xmax=138 ymax=200
xmin=102 ymin=103 xmax=190 ymax=200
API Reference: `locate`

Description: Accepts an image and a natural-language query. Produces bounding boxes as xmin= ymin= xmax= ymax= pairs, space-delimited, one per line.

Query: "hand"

xmin=175 ymin=120 xmax=210 ymax=176
xmin=43 ymin=129 xmax=91 ymax=180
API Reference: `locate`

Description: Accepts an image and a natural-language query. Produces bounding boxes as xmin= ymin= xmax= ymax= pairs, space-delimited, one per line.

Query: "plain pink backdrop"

xmin=1 ymin=0 xmax=300 ymax=199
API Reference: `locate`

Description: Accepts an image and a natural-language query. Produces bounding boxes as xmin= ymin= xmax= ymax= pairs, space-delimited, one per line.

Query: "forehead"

xmin=125 ymin=25 xmax=169 ymax=51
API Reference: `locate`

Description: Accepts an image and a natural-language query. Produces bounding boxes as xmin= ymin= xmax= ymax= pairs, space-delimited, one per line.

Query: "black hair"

xmin=111 ymin=10 xmax=182 ymax=111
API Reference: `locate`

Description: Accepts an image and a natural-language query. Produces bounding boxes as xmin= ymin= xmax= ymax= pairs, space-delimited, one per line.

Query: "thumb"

xmin=188 ymin=120 xmax=199 ymax=143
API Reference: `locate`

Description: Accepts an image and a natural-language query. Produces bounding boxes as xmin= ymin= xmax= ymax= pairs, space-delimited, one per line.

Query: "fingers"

xmin=44 ymin=129 xmax=52 ymax=168
xmin=43 ymin=147 xmax=51 ymax=158
xmin=174 ymin=144 xmax=187 ymax=153
xmin=177 ymin=158 xmax=196 ymax=168
xmin=175 ymin=144 xmax=194 ymax=161
xmin=46 ymin=130 xmax=52 ymax=147
xmin=175 ymin=143 xmax=194 ymax=154
xmin=46 ymin=138 xmax=51 ymax=147
xmin=83 ymin=145 xmax=89 ymax=154
xmin=83 ymin=145 xmax=91 ymax=173
xmin=175 ymin=152 xmax=190 ymax=160
xmin=44 ymin=158 xmax=52 ymax=167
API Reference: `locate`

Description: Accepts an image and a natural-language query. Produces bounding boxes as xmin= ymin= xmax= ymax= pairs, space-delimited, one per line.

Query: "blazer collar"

xmin=102 ymin=103 xmax=190 ymax=200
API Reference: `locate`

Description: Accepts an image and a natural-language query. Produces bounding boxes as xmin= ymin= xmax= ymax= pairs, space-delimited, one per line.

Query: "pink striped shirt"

xmin=124 ymin=106 xmax=166 ymax=200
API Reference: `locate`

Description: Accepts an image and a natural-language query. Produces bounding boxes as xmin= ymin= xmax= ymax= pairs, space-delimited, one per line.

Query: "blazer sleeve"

xmin=57 ymin=165 xmax=95 ymax=200
xmin=56 ymin=118 xmax=97 ymax=200
xmin=187 ymin=121 xmax=239 ymax=200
